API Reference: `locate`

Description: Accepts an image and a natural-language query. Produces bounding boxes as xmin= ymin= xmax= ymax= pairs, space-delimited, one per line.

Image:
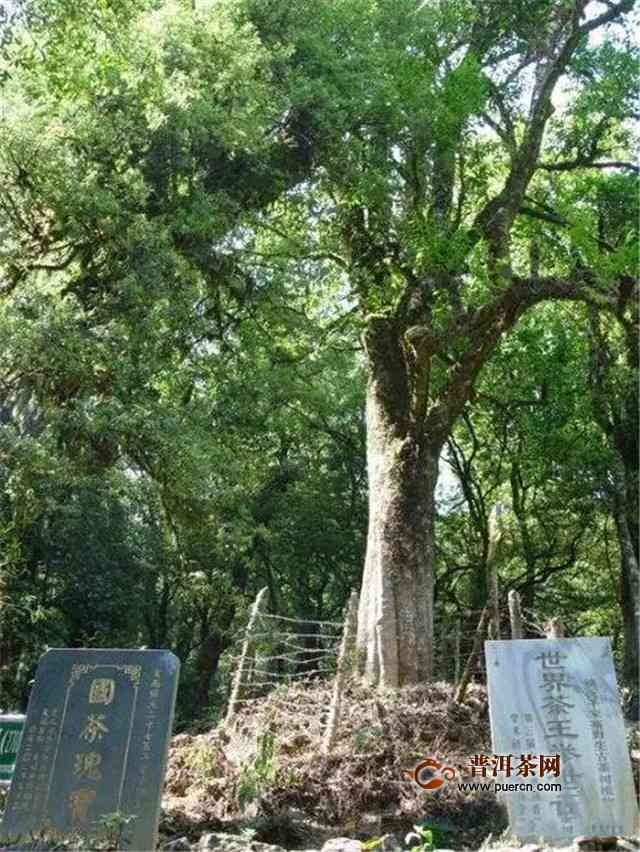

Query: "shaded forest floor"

xmin=162 ymin=680 xmax=508 ymax=850
xmin=1 ymin=681 xmax=637 ymax=850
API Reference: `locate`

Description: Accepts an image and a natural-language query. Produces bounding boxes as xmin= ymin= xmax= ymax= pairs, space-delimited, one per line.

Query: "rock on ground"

xmin=159 ymin=832 xmax=639 ymax=852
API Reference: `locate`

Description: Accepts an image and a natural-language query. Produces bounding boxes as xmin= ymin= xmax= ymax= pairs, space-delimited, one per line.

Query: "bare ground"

xmin=161 ymin=680 xmax=507 ymax=850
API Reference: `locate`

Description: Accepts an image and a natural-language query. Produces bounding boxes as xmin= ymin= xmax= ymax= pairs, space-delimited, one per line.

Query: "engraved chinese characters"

xmin=0 ymin=649 xmax=179 ymax=850
xmin=485 ymin=638 xmax=639 ymax=843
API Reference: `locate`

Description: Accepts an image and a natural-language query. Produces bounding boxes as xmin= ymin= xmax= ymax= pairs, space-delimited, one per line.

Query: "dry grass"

xmin=163 ymin=679 xmax=506 ymax=849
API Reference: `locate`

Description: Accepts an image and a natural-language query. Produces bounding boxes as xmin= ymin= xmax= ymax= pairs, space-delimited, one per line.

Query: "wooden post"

xmin=321 ymin=590 xmax=359 ymax=755
xmin=454 ymin=606 xmax=490 ymax=704
xmin=544 ymin=617 xmax=565 ymax=639
xmin=225 ymin=587 xmax=268 ymax=725
xmin=487 ymin=503 xmax=504 ymax=640
xmin=508 ymin=589 xmax=523 ymax=639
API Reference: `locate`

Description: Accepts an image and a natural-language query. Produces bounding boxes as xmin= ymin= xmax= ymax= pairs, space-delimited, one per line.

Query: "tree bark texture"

xmin=356 ymin=317 xmax=440 ymax=687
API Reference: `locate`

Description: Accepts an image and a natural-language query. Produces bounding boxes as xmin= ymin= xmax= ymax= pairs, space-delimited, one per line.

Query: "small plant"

xmin=239 ymin=826 xmax=258 ymax=842
xmin=279 ymin=765 xmax=297 ymax=788
xmin=190 ymin=741 xmax=223 ymax=781
xmin=94 ymin=811 xmax=137 ymax=849
xmin=410 ymin=818 xmax=449 ymax=850
xmin=254 ymin=729 xmax=276 ymax=779
xmin=351 ymin=725 xmax=384 ymax=750
xmin=362 ymin=837 xmax=385 ymax=850
xmin=405 ymin=824 xmax=435 ymax=852
xmin=236 ymin=729 xmax=277 ymax=811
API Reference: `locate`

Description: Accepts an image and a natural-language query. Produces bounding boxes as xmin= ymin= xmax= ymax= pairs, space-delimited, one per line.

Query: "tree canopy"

xmin=0 ymin=0 xmax=637 ymax=715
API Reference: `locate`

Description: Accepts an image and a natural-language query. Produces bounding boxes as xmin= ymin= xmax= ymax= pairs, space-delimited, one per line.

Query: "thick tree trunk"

xmin=353 ymin=266 xmax=560 ymax=687
xmin=356 ymin=320 xmax=439 ymax=686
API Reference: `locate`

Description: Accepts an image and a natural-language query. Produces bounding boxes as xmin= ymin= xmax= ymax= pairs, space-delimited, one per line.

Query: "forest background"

xmin=0 ymin=0 xmax=637 ymax=727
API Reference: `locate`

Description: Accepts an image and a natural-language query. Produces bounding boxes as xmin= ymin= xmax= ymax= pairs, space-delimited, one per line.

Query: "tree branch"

xmin=517 ymin=201 xmax=616 ymax=252
xmin=469 ymin=0 xmax=627 ymax=264
xmin=579 ymin=0 xmax=635 ymax=33
xmin=538 ymin=159 xmax=639 ymax=173
xmin=424 ymin=273 xmax=620 ymax=442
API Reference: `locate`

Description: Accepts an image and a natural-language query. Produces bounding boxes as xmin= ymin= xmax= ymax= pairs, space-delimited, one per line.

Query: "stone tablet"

xmin=485 ymin=638 xmax=639 ymax=843
xmin=0 ymin=648 xmax=179 ymax=850
xmin=0 ymin=715 xmax=25 ymax=785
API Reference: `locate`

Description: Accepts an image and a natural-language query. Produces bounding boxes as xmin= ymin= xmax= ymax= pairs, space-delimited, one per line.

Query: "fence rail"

xmin=221 ymin=588 xmax=564 ymax=753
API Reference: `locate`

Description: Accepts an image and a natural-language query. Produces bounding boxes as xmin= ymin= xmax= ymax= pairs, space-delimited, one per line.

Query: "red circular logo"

xmin=404 ymin=757 xmax=457 ymax=790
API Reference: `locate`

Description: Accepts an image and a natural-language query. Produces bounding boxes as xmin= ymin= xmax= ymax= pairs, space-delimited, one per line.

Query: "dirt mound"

xmin=162 ymin=680 xmax=506 ymax=849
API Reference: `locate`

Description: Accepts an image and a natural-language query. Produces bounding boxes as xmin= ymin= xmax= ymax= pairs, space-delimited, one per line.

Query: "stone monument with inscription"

xmin=0 ymin=648 xmax=179 ymax=850
xmin=485 ymin=637 xmax=639 ymax=843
